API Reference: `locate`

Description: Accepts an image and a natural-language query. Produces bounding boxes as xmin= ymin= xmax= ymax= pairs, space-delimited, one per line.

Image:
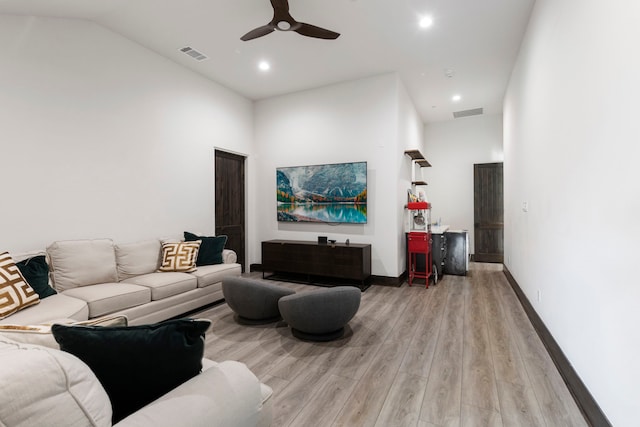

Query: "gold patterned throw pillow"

xmin=0 ymin=252 xmax=40 ymax=319
xmin=158 ymin=241 xmax=201 ymax=273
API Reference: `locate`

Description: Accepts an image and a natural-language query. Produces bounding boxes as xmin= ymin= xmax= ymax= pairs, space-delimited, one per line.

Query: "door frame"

xmin=473 ymin=162 xmax=504 ymax=263
xmin=214 ymin=149 xmax=247 ymax=272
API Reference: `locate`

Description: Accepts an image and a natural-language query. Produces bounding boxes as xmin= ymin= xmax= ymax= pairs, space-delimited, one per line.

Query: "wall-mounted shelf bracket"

xmin=404 ymin=149 xmax=432 ymax=167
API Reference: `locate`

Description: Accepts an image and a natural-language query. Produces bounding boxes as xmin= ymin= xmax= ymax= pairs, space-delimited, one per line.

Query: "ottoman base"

xmin=291 ymin=327 xmax=345 ymax=342
xmin=235 ymin=314 xmax=281 ymax=325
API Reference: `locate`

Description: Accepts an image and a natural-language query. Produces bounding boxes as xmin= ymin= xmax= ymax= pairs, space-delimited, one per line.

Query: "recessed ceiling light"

xmin=258 ymin=61 xmax=270 ymax=71
xmin=452 ymin=94 xmax=462 ymax=102
xmin=419 ymin=15 xmax=433 ymax=28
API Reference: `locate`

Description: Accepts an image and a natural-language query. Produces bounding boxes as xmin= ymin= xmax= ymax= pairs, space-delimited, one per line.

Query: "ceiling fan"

xmin=241 ymin=0 xmax=340 ymax=41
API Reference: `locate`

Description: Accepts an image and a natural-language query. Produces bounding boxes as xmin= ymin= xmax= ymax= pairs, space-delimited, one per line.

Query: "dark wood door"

xmin=215 ymin=150 xmax=245 ymax=272
xmin=474 ymin=162 xmax=503 ymax=263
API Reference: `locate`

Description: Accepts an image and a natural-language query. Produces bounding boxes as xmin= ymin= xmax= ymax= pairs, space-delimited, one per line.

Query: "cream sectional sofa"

xmin=0 ymin=238 xmax=241 ymax=326
xmin=0 ymin=239 xmax=273 ymax=427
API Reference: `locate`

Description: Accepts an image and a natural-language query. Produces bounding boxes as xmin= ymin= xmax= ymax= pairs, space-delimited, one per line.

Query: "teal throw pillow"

xmin=16 ymin=255 xmax=57 ymax=299
xmin=184 ymin=231 xmax=227 ymax=266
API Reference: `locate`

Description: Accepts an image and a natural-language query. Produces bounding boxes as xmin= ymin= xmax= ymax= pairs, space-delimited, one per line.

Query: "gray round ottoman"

xmin=278 ymin=286 xmax=361 ymax=341
xmin=222 ymin=277 xmax=295 ymax=324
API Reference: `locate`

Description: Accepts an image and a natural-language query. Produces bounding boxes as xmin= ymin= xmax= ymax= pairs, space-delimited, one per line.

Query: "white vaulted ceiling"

xmin=0 ymin=0 xmax=535 ymax=122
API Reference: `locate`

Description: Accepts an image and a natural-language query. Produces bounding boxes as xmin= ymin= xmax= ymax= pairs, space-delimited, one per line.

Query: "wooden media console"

xmin=261 ymin=239 xmax=372 ymax=290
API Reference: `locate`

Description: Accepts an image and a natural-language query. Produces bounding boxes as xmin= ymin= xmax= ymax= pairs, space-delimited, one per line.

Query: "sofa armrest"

xmin=222 ymin=249 xmax=237 ymax=264
xmin=114 ymin=360 xmax=271 ymax=427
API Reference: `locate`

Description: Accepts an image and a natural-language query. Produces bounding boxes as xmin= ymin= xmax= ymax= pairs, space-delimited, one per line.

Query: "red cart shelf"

xmin=407 ymin=201 xmax=430 ymax=210
xmin=408 ymin=231 xmax=432 ymax=288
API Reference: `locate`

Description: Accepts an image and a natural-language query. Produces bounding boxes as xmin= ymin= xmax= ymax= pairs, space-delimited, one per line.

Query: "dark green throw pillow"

xmin=16 ymin=255 xmax=57 ymax=299
xmin=184 ymin=231 xmax=227 ymax=266
xmin=52 ymin=318 xmax=211 ymax=423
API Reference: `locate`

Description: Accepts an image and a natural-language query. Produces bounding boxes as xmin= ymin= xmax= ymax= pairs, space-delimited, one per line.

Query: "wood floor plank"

xmin=328 ymin=343 xmax=384 ymax=380
xmin=384 ymin=287 xmax=430 ymax=345
xmin=333 ymin=341 xmax=408 ymax=427
xmin=461 ymin=403 xmax=502 ymax=427
xmin=495 ymin=380 xmax=546 ymax=427
xmin=399 ymin=279 xmax=448 ymax=378
xmin=479 ymin=273 xmax=530 ymax=386
xmin=461 ymin=272 xmax=500 ymax=412
xmin=288 ymin=374 xmax=356 ymax=427
xmin=270 ymin=364 xmax=333 ymax=427
xmin=374 ymin=372 xmax=427 ymax=427
xmin=419 ymin=276 xmax=465 ymax=427
xmin=228 ymin=337 xmax=291 ymax=377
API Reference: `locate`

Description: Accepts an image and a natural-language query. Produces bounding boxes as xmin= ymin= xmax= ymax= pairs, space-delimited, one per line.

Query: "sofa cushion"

xmin=47 ymin=239 xmax=118 ymax=291
xmin=63 ymin=283 xmax=151 ymax=318
xmin=184 ymin=231 xmax=227 ymax=266
xmin=0 ymin=315 xmax=128 ymax=349
xmin=0 ymin=252 xmax=40 ymax=319
xmin=159 ymin=241 xmax=201 ymax=273
xmin=0 ymin=293 xmax=88 ymax=326
xmin=115 ymin=240 xmax=161 ymax=281
xmin=0 ymin=336 xmax=112 ymax=427
xmin=122 ymin=272 xmax=197 ymax=300
xmin=190 ymin=263 xmax=242 ymax=288
xmin=52 ymin=318 xmax=211 ymax=423
xmin=16 ymin=255 xmax=57 ymax=299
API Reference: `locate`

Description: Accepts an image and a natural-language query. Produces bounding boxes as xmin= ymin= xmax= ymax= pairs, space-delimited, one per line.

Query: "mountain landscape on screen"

xmin=276 ymin=162 xmax=367 ymax=223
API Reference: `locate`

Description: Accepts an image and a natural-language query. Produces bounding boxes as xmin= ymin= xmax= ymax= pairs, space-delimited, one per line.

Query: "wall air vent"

xmin=453 ymin=107 xmax=484 ymax=119
xmin=179 ymin=46 xmax=208 ymax=61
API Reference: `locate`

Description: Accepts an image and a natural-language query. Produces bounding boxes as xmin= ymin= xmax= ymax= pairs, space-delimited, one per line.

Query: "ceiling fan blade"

xmin=241 ymin=25 xmax=275 ymax=41
xmin=295 ymin=22 xmax=340 ymax=40
xmin=270 ymin=0 xmax=290 ymax=13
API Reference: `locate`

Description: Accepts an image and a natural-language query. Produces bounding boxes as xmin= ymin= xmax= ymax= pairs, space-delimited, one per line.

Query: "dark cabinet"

xmin=431 ymin=233 xmax=446 ymax=280
xmin=261 ymin=240 xmax=371 ymax=289
xmin=444 ymin=231 xmax=469 ymax=276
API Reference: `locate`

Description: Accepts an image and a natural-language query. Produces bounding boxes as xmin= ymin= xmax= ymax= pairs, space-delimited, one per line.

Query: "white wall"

xmin=397 ymin=80 xmax=426 ymax=273
xmin=422 ymin=114 xmax=503 ymax=253
xmin=504 ymin=0 xmax=640 ymax=424
xmin=253 ymin=73 xmax=422 ymax=277
xmin=0 ymin=15 xmax=253 ymax=252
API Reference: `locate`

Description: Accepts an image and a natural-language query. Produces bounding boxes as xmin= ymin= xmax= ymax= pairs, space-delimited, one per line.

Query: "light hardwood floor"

xmin=196 ymin=263 xmax=587 ymax=427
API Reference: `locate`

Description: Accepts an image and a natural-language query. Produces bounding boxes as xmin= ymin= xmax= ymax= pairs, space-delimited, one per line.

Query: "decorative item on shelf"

xmin=407 ymin=188 xmax=418 ymax=203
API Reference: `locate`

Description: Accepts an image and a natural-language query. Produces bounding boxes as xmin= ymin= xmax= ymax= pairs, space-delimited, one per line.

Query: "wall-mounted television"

xmin=276 ymin=161 xmax=367 ymax=224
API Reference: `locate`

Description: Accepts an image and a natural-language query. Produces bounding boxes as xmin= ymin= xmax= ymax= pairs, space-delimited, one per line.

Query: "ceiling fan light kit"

xmin=241 ymin=0 xmax=340 ymax=41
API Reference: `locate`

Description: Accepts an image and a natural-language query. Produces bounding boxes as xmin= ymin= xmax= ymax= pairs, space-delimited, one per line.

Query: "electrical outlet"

xmin=537 ymin=290 xmax=541 ymax=302
xmin=522 ymin=201 xmax=529 ymax=212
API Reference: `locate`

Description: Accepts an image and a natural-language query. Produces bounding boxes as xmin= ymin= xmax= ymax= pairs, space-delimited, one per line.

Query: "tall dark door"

xmin=215 ymin=150 xmax=245 ymax=272
xmin=474 ymin=162 xmax=504 ymax=263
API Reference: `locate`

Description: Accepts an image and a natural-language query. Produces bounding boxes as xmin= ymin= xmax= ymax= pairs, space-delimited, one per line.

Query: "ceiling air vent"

xmin=453 ymin=107 xmax=483 ymax=119
xmin=179 ymin=46 xmax=208 ymax=61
